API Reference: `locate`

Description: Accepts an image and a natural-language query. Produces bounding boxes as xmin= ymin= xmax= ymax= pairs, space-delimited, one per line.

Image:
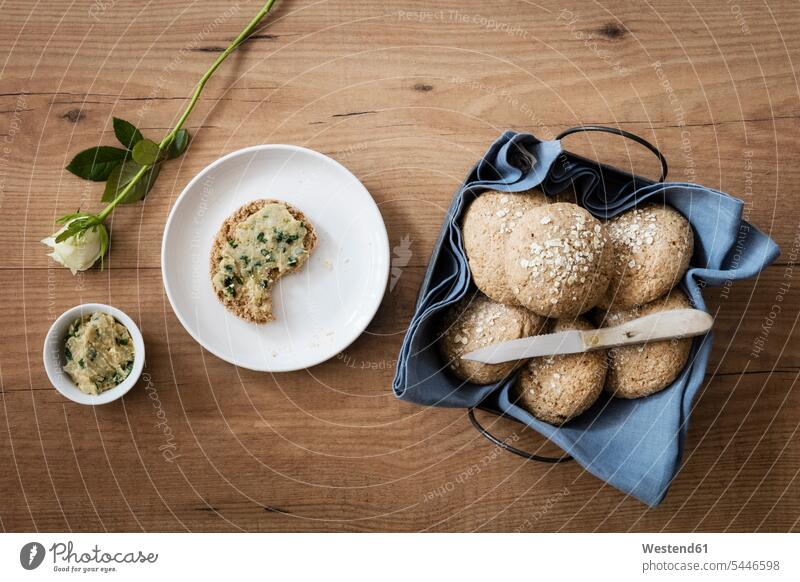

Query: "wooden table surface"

xmin=1 ymin=0 xmax=798 ymax=532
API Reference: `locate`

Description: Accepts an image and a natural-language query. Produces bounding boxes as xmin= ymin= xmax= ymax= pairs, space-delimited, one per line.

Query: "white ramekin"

xmin=43 ymin=303 xmax=145 ymax=405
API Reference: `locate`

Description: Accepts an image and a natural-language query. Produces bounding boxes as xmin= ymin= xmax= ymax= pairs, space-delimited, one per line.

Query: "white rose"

xmin=42 ymin=221 xmax=106 ymax=275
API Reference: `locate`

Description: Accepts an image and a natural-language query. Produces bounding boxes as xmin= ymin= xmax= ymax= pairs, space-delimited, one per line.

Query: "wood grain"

xmin=1 ymin=0 xmax=798 ymax=532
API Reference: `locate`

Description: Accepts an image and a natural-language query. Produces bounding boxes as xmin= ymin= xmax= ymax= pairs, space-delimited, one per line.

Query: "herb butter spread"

xmin=63 ymin=312 xmax=135 ymax=395
xmin=212 ymin=202 xmax=309 ymax=311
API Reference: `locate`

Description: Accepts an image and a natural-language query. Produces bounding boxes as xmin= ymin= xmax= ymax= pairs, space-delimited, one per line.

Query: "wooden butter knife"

xmin=460 ymin=308 xmax=713 ymax=364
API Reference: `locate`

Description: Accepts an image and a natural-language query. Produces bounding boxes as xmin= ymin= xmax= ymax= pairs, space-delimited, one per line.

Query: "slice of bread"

xmin=209 ymin=199 xmax=317 ymax=324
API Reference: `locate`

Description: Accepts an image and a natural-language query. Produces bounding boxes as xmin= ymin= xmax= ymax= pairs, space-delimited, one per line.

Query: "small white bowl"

xmin=43 ymin=303 xmax=145 ymax=405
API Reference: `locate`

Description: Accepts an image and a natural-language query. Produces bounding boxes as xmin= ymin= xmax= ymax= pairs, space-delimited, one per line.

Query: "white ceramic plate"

xmin=161 ymin=145 xmax=389 ymax=372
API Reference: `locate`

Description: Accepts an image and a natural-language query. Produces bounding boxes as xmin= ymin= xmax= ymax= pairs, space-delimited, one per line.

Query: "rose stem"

xmin=96 ymin=0 xmax=278 ymax=222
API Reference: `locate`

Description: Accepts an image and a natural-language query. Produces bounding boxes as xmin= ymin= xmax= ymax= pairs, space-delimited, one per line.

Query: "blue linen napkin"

xmin=392 ymin=130 xmax=780 ymax=506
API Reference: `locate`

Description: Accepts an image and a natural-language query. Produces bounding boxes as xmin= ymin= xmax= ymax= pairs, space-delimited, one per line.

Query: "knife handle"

xmin=584 ymin=308 xmax=713 ymax=351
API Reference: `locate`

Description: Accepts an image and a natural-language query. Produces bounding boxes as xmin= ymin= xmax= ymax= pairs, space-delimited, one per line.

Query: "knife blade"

xmin=460 ymin=308 xmax=713 ymax=364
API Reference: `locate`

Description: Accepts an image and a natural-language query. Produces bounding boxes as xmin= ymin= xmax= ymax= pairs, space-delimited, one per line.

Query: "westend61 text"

xmin=642 ymin=543 xmax=708 ymax=554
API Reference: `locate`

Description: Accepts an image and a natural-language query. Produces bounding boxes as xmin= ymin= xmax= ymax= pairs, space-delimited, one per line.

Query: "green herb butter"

xmin=63 ymin=312 xmax=135 ymax=395
xmin=212 ymin=202 xmax=308 ymax=309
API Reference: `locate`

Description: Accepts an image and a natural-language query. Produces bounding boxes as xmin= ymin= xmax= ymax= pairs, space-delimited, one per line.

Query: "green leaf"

xmin=56 ymin=211 xmax=89 ymax=225
xmin=166 ymin=129 xmax=190 ymax=159
xmin=113 ymin=117 xmax=144 ymax=150
xmin=95 ymin=223 xmax=109 ymax=269
xmin=55 ymin=225 xmax=79 ymax=243
xmin=55 ymin=215 xmax=95 ymax=243
xmin=132 ymin=139 xmax=161 ymax=165
xmin=103 ymin=160 xmax=161 ymax=204
xmin=65 ymin=146 xmax=128 ymax=181
xmin=102 ymin=162 xmax=139 ymax=203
